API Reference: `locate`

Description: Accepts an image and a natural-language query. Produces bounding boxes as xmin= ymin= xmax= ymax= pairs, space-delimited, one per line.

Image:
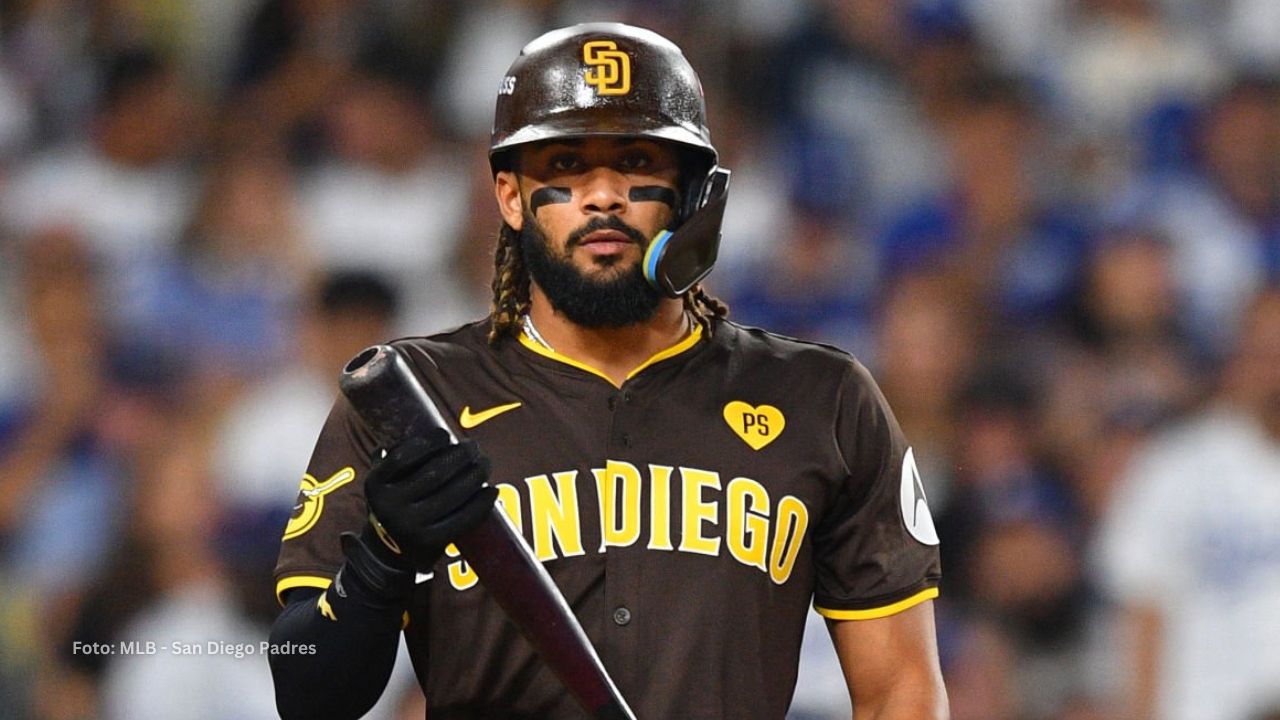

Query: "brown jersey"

xmin=275 ymin=317 xmax=941 ymax=719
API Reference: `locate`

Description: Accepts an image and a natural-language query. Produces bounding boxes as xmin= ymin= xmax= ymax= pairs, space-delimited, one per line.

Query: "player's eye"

xmin=548 ymin=153 xmax=583 ymax=172
xmin=617 ymin=151 xmax=652 ymax=172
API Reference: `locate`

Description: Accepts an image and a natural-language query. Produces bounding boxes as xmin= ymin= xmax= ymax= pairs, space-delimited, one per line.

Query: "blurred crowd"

xmin=0 ymin=0 xmax=1278 ymax=718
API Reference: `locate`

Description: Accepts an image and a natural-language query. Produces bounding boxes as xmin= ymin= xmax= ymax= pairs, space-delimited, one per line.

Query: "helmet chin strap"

xmin=643 ymin=167 xmax=731 ymax=298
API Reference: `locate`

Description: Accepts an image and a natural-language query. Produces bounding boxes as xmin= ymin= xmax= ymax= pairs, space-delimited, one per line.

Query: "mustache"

xmin=566 ymin=215 xmax=649 ymax=250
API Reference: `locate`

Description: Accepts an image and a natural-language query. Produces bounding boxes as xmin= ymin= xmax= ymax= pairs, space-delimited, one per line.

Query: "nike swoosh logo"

xmin=459 ymin=401 xmax=522 ymax=429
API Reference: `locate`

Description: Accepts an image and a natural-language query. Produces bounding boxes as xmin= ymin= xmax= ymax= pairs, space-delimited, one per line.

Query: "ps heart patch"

xmin=723 ymin=401 xmax=785 ymax=450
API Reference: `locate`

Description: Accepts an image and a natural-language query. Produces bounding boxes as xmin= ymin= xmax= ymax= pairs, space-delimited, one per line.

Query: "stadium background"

xmin=0 ymin=0 xmax=1278 ymax=718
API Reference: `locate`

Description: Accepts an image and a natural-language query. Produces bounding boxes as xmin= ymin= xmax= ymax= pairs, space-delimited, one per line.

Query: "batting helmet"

xmin=490 ymin=22 xmax=731 ymax=297
xmin=490 ymin=23 xmax=716 ymax=171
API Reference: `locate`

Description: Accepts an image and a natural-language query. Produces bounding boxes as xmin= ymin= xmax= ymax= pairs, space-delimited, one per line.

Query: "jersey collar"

xmin=517 ymin=320 xmax=704 ymax=389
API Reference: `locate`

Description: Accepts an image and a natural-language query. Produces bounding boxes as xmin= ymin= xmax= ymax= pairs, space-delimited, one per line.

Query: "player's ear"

xmin=494 ymin=171 xmax=525 ymax=231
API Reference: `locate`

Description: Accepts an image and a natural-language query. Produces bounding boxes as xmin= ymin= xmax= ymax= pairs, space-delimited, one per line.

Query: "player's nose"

xmin=578 ymin=166 xmax=628 ymax=215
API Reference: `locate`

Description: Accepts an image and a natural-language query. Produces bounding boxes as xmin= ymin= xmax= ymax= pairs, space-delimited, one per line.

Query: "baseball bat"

xmin=340 ymin=344 xmax=636 ymax=720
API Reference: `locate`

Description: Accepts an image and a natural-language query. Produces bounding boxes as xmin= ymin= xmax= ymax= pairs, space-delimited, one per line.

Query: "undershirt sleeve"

xmin=268 ymin=582 xmax=404 ymax=719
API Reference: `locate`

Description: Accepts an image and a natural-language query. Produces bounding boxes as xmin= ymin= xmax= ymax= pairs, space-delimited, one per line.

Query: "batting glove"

xmin=361 ymin=429 xmax=497 ymax=574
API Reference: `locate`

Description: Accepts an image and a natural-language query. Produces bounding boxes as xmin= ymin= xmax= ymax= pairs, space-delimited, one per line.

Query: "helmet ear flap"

xmin=644 ymin=167 xmax=731 ymax=298
xmin=675 ymin=152 xmax=714 ymax=225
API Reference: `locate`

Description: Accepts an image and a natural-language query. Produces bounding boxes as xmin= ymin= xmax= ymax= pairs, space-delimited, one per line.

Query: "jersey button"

xmin=612 ymin=607 xmax=632 ymax=626
xmin=608 ymin=395 xmax=618 ymax=410
xmin=619 ymin=432 xmax=631 ymax=448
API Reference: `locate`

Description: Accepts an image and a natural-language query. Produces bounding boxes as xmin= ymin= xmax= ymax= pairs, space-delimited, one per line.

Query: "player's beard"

xmin=520 ymin=212 xmax=663 ymax=328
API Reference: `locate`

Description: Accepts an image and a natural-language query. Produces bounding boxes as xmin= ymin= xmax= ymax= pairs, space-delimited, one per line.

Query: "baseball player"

xmin=269 ymin=23 xmax=947 ymax=719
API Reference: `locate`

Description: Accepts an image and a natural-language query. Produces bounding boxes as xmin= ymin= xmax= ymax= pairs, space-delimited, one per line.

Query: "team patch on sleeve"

xmin=283 ymin=467 xmax=356 ymax=541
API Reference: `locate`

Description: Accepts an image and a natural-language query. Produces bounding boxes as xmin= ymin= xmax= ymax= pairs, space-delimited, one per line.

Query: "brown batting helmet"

xmin=489 ymin=22 xmax=717 ymax=174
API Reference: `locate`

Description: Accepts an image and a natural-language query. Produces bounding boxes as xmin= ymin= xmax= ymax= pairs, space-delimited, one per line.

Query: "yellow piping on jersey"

xmin=517 ymin=323 xmax=703 ymax=388
xmin=275 ymin=575 xmax=333 ymax=606
xmin=276 ymin=575 xmax=410 ymax=628
xmin=814 ymin=587 xmax=939 ymax=621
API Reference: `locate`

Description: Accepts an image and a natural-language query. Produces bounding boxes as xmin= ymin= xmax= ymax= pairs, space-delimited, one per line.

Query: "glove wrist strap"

xmin=337 ymin=527 xmax=415 ymax=607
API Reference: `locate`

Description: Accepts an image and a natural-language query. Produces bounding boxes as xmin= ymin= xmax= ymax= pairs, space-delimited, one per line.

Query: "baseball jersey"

xmin=275 ymin=317 xmax=941 ymax=719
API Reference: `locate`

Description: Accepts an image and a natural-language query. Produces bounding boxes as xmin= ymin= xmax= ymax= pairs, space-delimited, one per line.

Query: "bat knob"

xmin=343 ymin=345 xmax=384 ymax=374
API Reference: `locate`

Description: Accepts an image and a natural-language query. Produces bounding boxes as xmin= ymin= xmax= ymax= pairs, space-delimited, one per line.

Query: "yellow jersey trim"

xmin=627 ymin=324 xmax=703 ymax=380
xmin=275 ymin=575 xmax=333 ymax=606
xmin=815 ymin=587 xmax=939 ymax=621
xmin=277 ymin=575 xmax=411 ymax=629
xmin=276 ymin=573 xmax=409 ymax=625
xmin=517 ymin=322 xmax=703 ymax=389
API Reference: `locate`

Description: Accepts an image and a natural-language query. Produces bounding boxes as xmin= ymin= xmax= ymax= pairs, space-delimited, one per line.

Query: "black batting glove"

xmin=362 ymin=429 xmax=497 ymax=573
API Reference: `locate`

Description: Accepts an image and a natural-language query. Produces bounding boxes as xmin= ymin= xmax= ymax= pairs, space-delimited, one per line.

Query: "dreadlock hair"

xmin=486 ymin=221 xmax=729 ymax=344
xmin=684 ymin=282 xmax=729 ymax=336
xmin=489 ymin=222 xmax=531 ymax=343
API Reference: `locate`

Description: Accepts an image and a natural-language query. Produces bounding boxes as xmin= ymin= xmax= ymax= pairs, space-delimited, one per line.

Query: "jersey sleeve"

xmin=811 ymin=360 xmax=942 ymax=620
xmin=273 ymin=393 xmax=381 ymax=604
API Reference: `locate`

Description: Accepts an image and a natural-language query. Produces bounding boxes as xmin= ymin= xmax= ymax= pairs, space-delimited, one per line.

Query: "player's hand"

xmin=363 ymin=429 xmax=498 ymax=572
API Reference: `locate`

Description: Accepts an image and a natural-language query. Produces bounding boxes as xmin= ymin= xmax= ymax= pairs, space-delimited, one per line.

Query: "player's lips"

xmin=578 ymin=229 xmax=636 ymax=255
